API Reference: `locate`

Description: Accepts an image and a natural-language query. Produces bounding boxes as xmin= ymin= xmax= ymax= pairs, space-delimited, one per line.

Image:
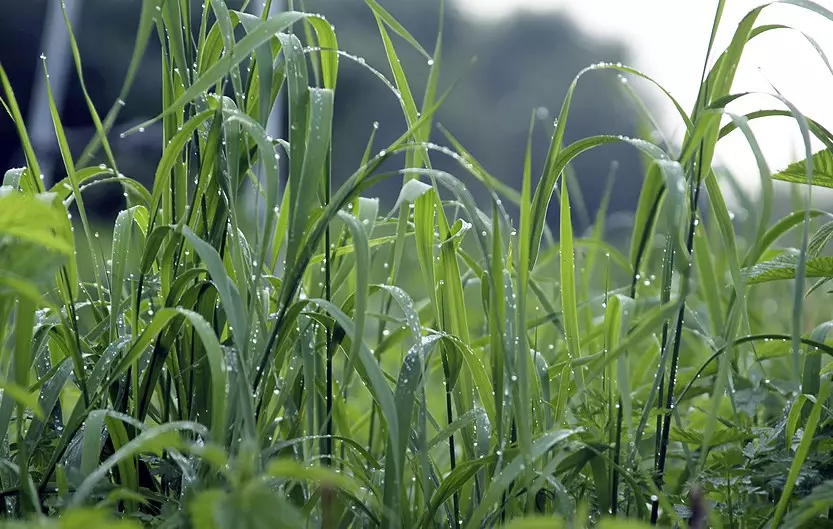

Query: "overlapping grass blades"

xmin=2 ymin=0 xmax=833 ymax=527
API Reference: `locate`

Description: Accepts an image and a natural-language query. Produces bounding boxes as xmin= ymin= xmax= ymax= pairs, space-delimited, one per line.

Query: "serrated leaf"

xmin=740 ymin=249 xmax=833 ymax=284
xmin=809 ymin=220 xmax=833 ymax=256
xmin=773 ymin=148 xmax=833 ymax=188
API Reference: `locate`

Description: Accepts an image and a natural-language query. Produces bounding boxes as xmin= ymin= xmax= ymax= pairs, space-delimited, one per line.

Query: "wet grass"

xmin=2 ymin=0 xmax=833 ymax=527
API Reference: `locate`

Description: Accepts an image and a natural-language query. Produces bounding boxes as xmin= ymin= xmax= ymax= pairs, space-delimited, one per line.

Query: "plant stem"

xmin=441 ymin=345 xmax=460 ymax=529
xmin=651 ymin=152 xmax=704 ymax=525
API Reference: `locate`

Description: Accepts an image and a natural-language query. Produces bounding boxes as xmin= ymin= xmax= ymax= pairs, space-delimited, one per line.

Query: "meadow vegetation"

xmin=2 ymin=0 xmax=833 ymax=527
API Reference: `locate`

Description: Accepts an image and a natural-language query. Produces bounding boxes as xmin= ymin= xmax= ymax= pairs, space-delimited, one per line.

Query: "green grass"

xmin=2 ymin=0 xmax=833 ymax=527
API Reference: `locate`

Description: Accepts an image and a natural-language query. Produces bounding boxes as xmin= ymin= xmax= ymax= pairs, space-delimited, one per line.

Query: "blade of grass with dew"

xmin=238 ymin=13 xmax=275 ymax=130
xmin=180 ymin=226 xmax=248 ymax=355
xmin=436 ymin=209 xmax=478 ymax=519
xmin=163 ymin=0 xmax=193 ymax=92
xmin=529 ymin=62 xmax=694 ymax=270
xmin=692 ymin=225 xmax=722 ymax=335
xmin=383 ymin=337 xmax=436 ymax=529
xmin=43 ymin=58 xmax=101 ymax=300
xmin=558 ymin=169 xmax=585 ymax=405
xmin=125 ymin=12 xmax=334 ymax=133
xmin=109 ymin=207 xmax=143 ymax=344
xmin=515 ymin=113 xmax=536 ymax=453
xmin=278 ymin=30 xmax=310 ymax=271
xmin=771 ymin=379 xmax=832 ymax=527
xmin=464 ymin=429 xmax=577 ymax=529
xmin=489 ymin=207 xmax=509 ymax=446
xmin=369 ymin=0 xmax=429 ymax=380
xmin=364 ymin=0 xmax=431 ymax=60
xmin=70 ymin=422 xmax=207 ymax=506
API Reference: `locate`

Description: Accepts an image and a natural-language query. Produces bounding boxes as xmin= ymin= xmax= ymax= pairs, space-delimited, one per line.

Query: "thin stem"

xmin=651 ymin=236 xmax=674 ymax=502
xmin=442 ymin=345 xmax=460 ymax=529
xmin=323 ymin=147 xmax=334 ymax=529
xmin=611 ymin=186 xmax=664 ymax=515
xmin=651 ymin=152 xmax=704 ymax=525
xmin=324 ymin=221 xmax=333 ymax=465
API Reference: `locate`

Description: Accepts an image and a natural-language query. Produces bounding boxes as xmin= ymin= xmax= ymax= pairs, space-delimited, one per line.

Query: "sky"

xmin=455 ymin=0 xmax=833 ymax=192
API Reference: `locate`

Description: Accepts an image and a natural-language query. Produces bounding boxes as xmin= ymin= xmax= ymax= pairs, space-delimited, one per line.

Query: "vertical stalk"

xmin=367 ymin=290 xmax=394 ymax=454
xmin=611 ymin=192 xmax=664 ymax=515
xmin=648 ymin=238 xmax=674 ymax=517
xmin=651 ymin=146 xmax=704 ymax=524
xmin=441 ymin=344 xmax=460 ymax=529
xmin=324 ymin=220 xmax=332 ymax=463
xmin=323 ymin=147 xmax=334 ymax=529
xmin=609 ymin=266 xmax=622 ymax=515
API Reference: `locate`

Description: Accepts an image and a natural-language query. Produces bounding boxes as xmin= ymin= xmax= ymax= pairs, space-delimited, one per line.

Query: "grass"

xmin=2 ymin=0 xmax=833 ymax=527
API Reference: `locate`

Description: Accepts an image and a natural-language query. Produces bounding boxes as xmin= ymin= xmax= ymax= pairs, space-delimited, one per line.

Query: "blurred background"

xmin=1 ymin=0 xmax=832 ymax=230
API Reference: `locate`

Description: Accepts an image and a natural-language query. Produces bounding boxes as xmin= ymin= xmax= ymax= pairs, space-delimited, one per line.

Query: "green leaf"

xmin=740 ymin=249 xmax=833 ymax=284
xmin=0 ymin=380 xmax=44 ymax=421
xmin=286 ymin=88 xmax=333 ymax=274
xmin=0 ymin=192 xmax=74 ymax=255
xmin=71 ymin=422 xmax=207 ymax=507
xmin=125 ymin=12 xmax=330 ymax=133
xmin=783 ymin=480 xmax=833 ymax=527
xmin=773 ymin=148 xmax=833 ymax=188
xmin=772 ymin=380 xmax=832 ymax=527
xmin=364 ymin=0 xmax=431 ymax=59
xmin=809 ymin=220 xmax=833 ymax=256
xmin=464 ymin=429 xmax=576 ymax=529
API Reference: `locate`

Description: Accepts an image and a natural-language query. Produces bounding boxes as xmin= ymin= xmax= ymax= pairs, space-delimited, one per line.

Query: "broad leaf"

xmin=773 ymin=148 xmax=833 ymax=188
xmin=740 ymin=248 xmax=833 ymax=284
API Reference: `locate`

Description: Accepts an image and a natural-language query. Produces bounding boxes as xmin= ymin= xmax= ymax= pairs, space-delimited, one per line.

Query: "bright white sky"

xmin=455 ymin=0 xmax=833 ymax=191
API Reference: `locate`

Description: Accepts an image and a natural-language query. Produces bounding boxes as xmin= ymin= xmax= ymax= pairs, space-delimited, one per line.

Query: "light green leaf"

xmin=740 ymin=249 xmax=833 ymax=284
xmin=773 ymin=148 xmax=833 ymax=188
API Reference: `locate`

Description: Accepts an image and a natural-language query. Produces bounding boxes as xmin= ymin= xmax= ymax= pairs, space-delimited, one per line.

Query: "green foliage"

xmin=773 ymin=148 xmax=833 ymax=189
xmin=2 ymin=1 xmax=833 ymax=528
